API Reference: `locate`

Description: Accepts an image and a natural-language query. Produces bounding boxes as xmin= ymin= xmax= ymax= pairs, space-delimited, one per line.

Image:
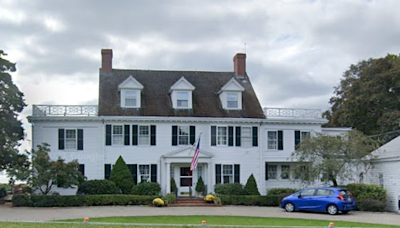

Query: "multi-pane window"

xmin=178 ymin=126 xmax=189 ymax=145
xmin=268 ymin=165 xmax=277 ymax=179
xmin=227 ymin=92 xmax=238 ymax=108
xmin=222 ymin=165 xmax=233 ymax=183
xmin=241 ymin=127 xmax=252 ymax=147
xmin=139 ymin=126 xmax=150 ymax=145
xmin=217 ymin=126 xmax=227 ymax=145
xmin=139 ymin=165 xmax=150 ymax=183
xmin=65 ymin=129 xmax=77 ymax=149
xmin=301 ymin=131 xmax=311 ymax=141
xmin=281 ymin=165 xmax=290 ymax=179
xmin=124 ymin=90 xmax=137 ymax=107
xmin=267 ymin=131 xmax=277 ymax=150
xmin=112 ymin=125 xmax=123 ymax=145
xmin=177 ymin=91 xmax=189 ymax=108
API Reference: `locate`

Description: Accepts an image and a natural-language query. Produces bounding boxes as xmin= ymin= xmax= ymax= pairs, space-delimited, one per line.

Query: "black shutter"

xmin=132 ymin=164 xmax=138 ymax=184
xmin=77 ymin=129 xmax=84 ymax=150
xmin=252 ymin=126 xmax=258 ymax=147
xmin=228 ymin=126 xmax=234 ymax=146
xmin=190 ymin=126 xmax=196 ymax=145
xmin=215 ymin=164 xmax=221 ymax=184
xmin=278 ymin=130 xmax=284 ymax=150
xmin=79 ymin=164 xmax=85 ymax=176
xmin=58 ymin=129 xmax=65 ymax=150
xmin=265 ymin=163 xmax=268 ymax=180
xmin=124 ymin=125 xmax=130 ymax=146
xmin=132 ymin=125 xmax=138 ymax=145
xmin=105 ymin=125 xmax=112 ymax=146
xmin=151 ymin=164 xmax=157 ymax=182
xmin=235 ymin=126 xmax=241 ymax=146
xmin=234 ymin=164 xmax=240 ymax=183
xmin=172 ymin=126 xmax=178 ymax=146
xmin=211 ymin=126 xmax=216 ymax=146
xmin=151 ymin=125 xmax=156 ymax=146
xmin=295 ymin=130 xmax=301 ymax=146
xmin=104 ymin=164 xmax=111 ymax=179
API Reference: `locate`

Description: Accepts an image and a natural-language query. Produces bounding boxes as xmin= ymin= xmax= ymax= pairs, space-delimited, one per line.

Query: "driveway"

xmin=0 ymin=204 xmax=399 ymax=226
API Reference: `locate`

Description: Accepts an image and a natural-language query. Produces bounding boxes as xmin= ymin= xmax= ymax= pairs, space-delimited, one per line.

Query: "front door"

xmin=178 ymin=167 xmax=192 ymax=197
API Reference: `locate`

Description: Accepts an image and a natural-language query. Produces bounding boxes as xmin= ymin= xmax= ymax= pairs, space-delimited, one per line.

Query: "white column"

xmin=208 ymin=162 xmax=212 ymax=193
xmin=166 ymin=162 xmax=171 ymax=194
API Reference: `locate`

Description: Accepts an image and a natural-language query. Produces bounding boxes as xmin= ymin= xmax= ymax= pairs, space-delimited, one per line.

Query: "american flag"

xmin=190 ymin=138 xmax=201 ymax=171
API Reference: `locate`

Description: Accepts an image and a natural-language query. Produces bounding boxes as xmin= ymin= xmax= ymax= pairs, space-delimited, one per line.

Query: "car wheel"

xmin=285 ymin=202 xmax=295 ymax=212
xmin=327 ymin=204 xmax=338 ymax=215
xmin=341 ymin=210 xmax=349 ymax=214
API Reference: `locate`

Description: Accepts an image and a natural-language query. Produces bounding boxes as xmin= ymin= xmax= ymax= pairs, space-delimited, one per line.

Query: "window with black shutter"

xmin=190 ymin=126 xmax=196 ymax=145
xmin=215 ymin=164 xmax=221 ymax=184
xmin=58 ymin=129 xmax=65 ymax=150
xmin=78 ymin=164 xmax=85 ymax=176
xmin=265 ymin=163 xmax=268 ymax=180
xmin=124 ymin=125 xmax=130 ymax=145
xmin=151 ymin=164 xmax=157 ymax=182
xmin=211 ymin=126 xmax=217 ymax=146
xmin=132 ymin=125 xmax=138 ymax=145
xmin=235 ymin=126 xmax=241 ymax=146
xmin=252 ymin=126 xmax=258 ymax=147
xmin=278 ymin=130 xmax=284 ymax=150
xmin=228 ymin=126 xmax=234 ymax=146
xmin=105 ymin=125 xmax=112 ymax=146
xmin=77 ymin=129 xmax=84 ymax=150
xmin=150 ymin=125 xmax=156 ymax=146
xmin=234 ymin=164 xmax=240 ymax=183
xmin=104 ymin=164 xmax=111 ymax=179
xmin=172 ymin=126 xmax=178 ymax=146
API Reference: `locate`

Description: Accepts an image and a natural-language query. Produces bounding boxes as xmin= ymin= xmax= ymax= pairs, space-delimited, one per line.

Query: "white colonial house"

xmin=28 ymin=49 xmax=348 ymax=196
xmin=367 ymin=136 xmax=400 ymax=213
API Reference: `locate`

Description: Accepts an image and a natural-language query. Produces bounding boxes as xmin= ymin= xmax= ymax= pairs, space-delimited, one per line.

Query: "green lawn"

xmin=58 ymin=215 xmax=400 ymax=227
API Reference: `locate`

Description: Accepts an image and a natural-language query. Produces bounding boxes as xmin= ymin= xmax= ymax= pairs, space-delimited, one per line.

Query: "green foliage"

xmin=220 ymin=195 xmax=280 ymax=206
xmin=346 ymin=183 xmax=387 ymax=202
xmin=13 ymin=184 xmax=32 ymax=194
xmin=0 ymin=187 xmax=7 ymax=198
xmin=0 ymin=50 xmax=28 ymax=179
xmin=109 ymin=156 xmax=134 ymax=194
xmin=162 ymin=193 xmax=176 ymax=204
xmin=12 ymin=194 xmax=157 ymax=207
xmin=77 ymin=179 xmax=121 ymax=195
xmin=30 ymin=143 xmax=84 ymax=195
xmin=356 ymin=199 xmax=386 ymax=212
xmin=325 ymin=54 xmax=400 ymax=143
xmin=291 ymin=130 xmax=378 ymax=186
xmin=214 ymin=183 xmax=246 ymax=195
xmin=131 ymin=182 xmax=161 ymax=195
xmin=195 ymin=176 xmax=205 ymax=193
xmin=244 ymin=174 xmax=260 ymax=195
xmin=267 ymin=188 xmax=298 ymax=196
xmin=170 ymin=177 xmax=177 ymax=193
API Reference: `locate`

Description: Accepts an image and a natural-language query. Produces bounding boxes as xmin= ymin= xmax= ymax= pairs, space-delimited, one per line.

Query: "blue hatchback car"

xmin=280 ymin=187 xmax=356 ymax=215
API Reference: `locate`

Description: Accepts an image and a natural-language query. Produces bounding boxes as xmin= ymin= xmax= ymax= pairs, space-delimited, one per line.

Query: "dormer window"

xmin=227 ymin=92 xmax=239 ymax=108
xmin=170 ymin=76 xmax=195 ymax=109
xmin=118 ymin=75 xmax=144 ymax=108
xmin=177 ymin=91 xmax=189 ymax=108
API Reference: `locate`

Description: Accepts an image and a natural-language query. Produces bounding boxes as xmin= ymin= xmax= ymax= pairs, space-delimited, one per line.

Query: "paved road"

xmin=0 ymin=204 xmax=399 ymax=226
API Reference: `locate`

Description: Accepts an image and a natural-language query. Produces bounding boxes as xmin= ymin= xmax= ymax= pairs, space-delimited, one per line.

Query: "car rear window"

xmin=316 ymin=189 xmax=334 ymax=196
xmin=339 ymin=190 xmax=352 ymax=199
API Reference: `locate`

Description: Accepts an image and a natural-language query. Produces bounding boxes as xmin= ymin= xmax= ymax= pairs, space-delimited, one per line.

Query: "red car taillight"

xmin=337 ymin=194 xmax=345 ymax=202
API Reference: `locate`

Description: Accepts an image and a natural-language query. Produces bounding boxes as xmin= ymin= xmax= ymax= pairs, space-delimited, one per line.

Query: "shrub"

xmin=220 ymin=195 xmax=280 ymax=206
xmin=131 ymin=182 xmax=161 ymax=195
xmin=170 ymin=178 xmax=177 ymax=193
xmin=77 ymin=179 xmax=121 ymax=195
xmin=346 ymin=183 xmax=387 ymax=202
xmin=109 ymin=156 xmax=135 ymax=194
xmin=31 ymin=195 xmax=83 ymax=207
xmin=13 ymin=184 xmax=32 ymax=195
xmin=244 ymin=174 xmax=260 ymax=195
xmin=12 ymin=195 xmax=32 ymax=207
xmin=162 ymin=193 xmax=176 ymax=204
xmin=0 ymin=187 xmax=7 ymax=199
xmin=214 ymin=183 xmax=246 ymax=195
xmin=267 ymin=188 xmax=298 ymax=196
xmin=152 ymin=198 xmax=164 ymax=207
xmin=357 ymin=199 xmax=386 ymax=212
xmin=195 ymin=177 xmax=205 ymax=194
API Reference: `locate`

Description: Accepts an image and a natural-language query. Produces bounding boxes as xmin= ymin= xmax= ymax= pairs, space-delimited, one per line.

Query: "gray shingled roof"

xmin=98 ymin=69 xmax=265 ymax=118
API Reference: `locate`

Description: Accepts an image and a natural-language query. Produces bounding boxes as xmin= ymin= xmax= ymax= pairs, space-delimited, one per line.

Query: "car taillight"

xmin=337 ymin=195 xmax=344 ymax=201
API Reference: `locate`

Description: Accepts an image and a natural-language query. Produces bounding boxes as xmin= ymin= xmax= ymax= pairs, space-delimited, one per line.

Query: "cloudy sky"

xmin=1 ymin=0 xmax=400 ymax=152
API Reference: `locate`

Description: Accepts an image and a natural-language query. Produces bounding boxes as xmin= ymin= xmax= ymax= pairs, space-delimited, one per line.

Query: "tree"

xmin=109 ymin=156 xmax=134 ymax=194
xmin=195 ymin=176 xmax=205 ymax=194
xmin=244 ymin=174 xmax=260 ymax=195
xmin=291 ymin=130 xmax=378 ymax=187
xmin=325 ymin=54 xmax=400 ymax=143
xmin=30 ymin=143 xmax=84 ymax=195
xmin=0 ymin=50 xmax=26 ymax=171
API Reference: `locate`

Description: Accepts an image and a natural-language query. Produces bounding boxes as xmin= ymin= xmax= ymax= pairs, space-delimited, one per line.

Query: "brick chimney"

xmin=101 ymin=49 xmax=113 ymax=73
xmin=233 ymin=53 xmax=246 ymax=78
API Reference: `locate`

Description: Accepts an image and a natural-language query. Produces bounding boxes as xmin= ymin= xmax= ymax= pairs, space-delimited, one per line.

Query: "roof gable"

xmin=219 ymin=78 xmax=245 ymax=93
xmin=162 ymin=146 xmax=214 ymax=158
xmin=170 ymin=76 xmax=195 ymax=91
xmin=372 ymin=136 xmax=400 ymax=160
xmin=118 ymin=75 xmax=144 ymax=90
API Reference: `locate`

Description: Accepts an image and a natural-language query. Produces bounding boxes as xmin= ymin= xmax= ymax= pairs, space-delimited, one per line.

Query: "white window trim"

xmin=178 ymin=125 xmax=190 ymax=145
xmin=267 ymin=164 xmax=278 ymax=180
xmin=171 ymin=90 xmax=193 ymax=109
xmin=138 ymin=125 xmax=150 ymax=146
xmin=241 ymin=126 xmax=252 ymax=147
xmin=112 ymin=125 xmax=124 ymax=146
xmin=138 ymin=164 xmax=151 ymax=183
xmin=267 ymin=130 xmax=278 ymax=150
xmin=120 ymin=89 xmax=141 ymax=108
xmin=65 ymin=128 xmax=77 ymax=150
xmin=220 ymin=91 xmax=242 ymax=110
xmin=280 ymin=165 xmax=290 ymax=180
xmin=217 ymin=126 xmax=228 ymax=146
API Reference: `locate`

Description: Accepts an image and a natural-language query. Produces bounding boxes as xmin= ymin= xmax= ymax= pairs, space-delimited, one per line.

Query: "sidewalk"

xmin=0 ymin=204 xmax=399 ymax=226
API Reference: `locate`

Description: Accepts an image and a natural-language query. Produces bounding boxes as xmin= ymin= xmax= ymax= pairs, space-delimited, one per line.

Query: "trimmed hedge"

xmin=12 ymin=194 xmax=157 ymax=207
xmin=357 ymin=199 xmax=386 ymax=212
xmin=214 ymin=183 xmax=246 ymax=195
xmin=220 ymin=195 xmax=280 ymax=206
xmin=77 ymin=179 xmax=121 ymax=195
xmin=346 ymin=183 xmax=386 ymax=202
xmin=267 ymin=188 xmax=298 ymax=196
xmin=131 ymin=182 xmax=161 ymax=195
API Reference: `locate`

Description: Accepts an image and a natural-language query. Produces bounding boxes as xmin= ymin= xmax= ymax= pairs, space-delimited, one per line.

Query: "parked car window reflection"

xmin=300 ymin=189 xmax=315 ymax=196
xmin=316 ymin=189 xmax=333 ymax=196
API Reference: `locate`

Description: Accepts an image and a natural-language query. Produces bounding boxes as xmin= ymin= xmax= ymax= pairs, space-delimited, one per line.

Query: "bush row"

xmin=346 ymin=183 xmax=387 ymax=212
xmin=220 ymin=195 xmax=280 ymax=206
xmin=12 ymin=194 xmax=157 ymax=207
xmin=77 ymin=179 xmax=161 ymax=196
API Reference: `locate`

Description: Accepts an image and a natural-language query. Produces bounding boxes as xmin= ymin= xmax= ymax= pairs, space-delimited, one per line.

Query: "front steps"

xmin=170 ymin=197 xmax=221 ymax=207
